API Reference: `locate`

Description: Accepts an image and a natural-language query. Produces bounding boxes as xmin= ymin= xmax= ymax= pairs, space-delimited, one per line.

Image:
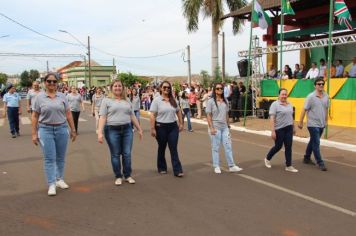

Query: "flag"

xmin=282 ymin=0 xmax=295 ymax=15
xmin=252 ymin=0 xmax=272 ymax=29
xmin=334 ymin=0 xmax=353 ymax=30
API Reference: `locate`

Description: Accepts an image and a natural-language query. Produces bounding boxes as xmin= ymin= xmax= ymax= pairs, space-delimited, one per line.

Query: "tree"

xmin=0 ymin=73 xmax=8 ymax=86
xmin=182 ymin=0 xmax=247 ymax=75
xmin=200 ymin=70 xmax=210 ymax=88
xmin=117 ymin=72 xmax=149 ymax=88
xmin=29 ymin=69 xmax=40 ymax=81
xmin=20 ymin=70 xmax=32 ymax=88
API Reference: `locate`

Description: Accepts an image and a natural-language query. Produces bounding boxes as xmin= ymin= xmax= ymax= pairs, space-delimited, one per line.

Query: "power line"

xmin=0 ymin=52 xmax=85 ymax=58
xmin=0 ymin=12 xmax=81 ymax=46
xmin=0 ymin=12 xmax=185 ymax=60
xmin=92 ymin=47 xmax=185 ymax=59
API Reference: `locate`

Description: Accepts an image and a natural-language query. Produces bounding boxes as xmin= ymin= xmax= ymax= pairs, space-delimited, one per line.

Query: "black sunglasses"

xmin=162 ymin=86 xmax=171 ymax=90
xmin=215 ymin=87 xmax=223 ymax=90
xmin=46 ymin=80 xmax=57 ymax=84
xmin=316 ymin=83 xmax=325 ymax=86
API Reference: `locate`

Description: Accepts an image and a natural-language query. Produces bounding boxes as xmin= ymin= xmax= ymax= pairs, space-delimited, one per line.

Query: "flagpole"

xmin=243 ymin=0 xmax=255 ymax=127
xmin=325 ymin=0 xmax=334 ymax=139
xmin=279 ymin=0 xmax=284 ymax=88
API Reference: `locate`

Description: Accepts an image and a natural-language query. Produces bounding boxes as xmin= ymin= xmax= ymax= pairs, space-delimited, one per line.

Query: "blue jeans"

xmin=304 ymin=127 xmax=325 ymax=166
xmin=104 ymin=124 xmax=133 ymax=178
xmin=7 ymin=107 xmax=19 ymax=135
xmin=182 ymin=108 xmax=192 ymax=131
xmin=266 ymin=125 xmax=293 ymax=167
xmin=38 ymin=123 xmax=69 ymax=186
xmin=155 ymin=122 xmax=183 ymax=175
xmin=209 ymin=127 xmax=236 ymax=168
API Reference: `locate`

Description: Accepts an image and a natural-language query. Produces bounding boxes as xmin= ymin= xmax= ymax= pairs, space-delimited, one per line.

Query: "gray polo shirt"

xmin=67 ymin=93 xmax=82 ymax=112
xmin=131 ymin=96 xmax=141 ymax=111
xmin=205 ymin=98 xmax=228 ymax=129
xmin=304 ymin=91 xmax=329 ymax=128
xmin=179 ymin=98 xmax=190 ymax=109
xmin=99 ymin=98 xmax=133 ymax=126
xmin=26 ymin=89 xmax=42 ymax=108
xmin=150 ymin=95 xmax=179 ymax=123
xmin=32 ymin=92 xmax=69 ymax=124
xmin=93 ymin=94 xmax=105 ymax=109
xmin=269 ymin=100 xmax=294 ymax=130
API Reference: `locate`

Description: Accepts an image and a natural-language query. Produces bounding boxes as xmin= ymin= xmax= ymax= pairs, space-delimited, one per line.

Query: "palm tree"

xmin=182 ymin=0 xmax=247 ymax=75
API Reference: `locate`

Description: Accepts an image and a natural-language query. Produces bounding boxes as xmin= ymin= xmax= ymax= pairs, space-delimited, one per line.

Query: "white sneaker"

xmin=56 ymin=179 xmax=69 ymax=189
xmin=115 ymin=178 xmax=122 ymax=186
xmin=48 ymin=184 xmax=56 ymax=196
xmin=214 ymin=167 xmax=222 ymax=174
xmin=125 ymin=177 xmax=136 ymax=184
xmin=264 ymin=158 xmax=272 ymax=168
xmin=229 ymin=165 xmax=243 ymax=172
xmin=285 ymin=166 xmax=298 ymax=173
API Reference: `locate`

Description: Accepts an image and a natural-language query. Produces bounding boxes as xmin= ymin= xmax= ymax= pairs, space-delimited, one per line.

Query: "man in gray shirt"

xmin=298 ymin=78 xmax=329 ymax=171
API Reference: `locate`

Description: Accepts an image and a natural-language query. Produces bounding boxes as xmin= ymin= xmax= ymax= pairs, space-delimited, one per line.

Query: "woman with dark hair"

xmin=3 ymin=84 xmax=21 ymax=138
xmin=67 ymin=86 xmax=85 ymax=134
xmin=150 ymin=81 xmax=184 ymax=177
xmin=206 ymin=83 xmax=243 ymax=174
xmin=130 ymin=88 xmax=141 ymax=124
xmin=264 ymin=88 xmax=298 ymax=172
xmin=31 ymin=73 xmax=76 ymax=196
xmin=180 ymin=91 xmax=193 ymax=132
xmin=98 ymin=80 xmax=142 ymax=185
xmin=91 ymin=87 xmax=105 ymax=134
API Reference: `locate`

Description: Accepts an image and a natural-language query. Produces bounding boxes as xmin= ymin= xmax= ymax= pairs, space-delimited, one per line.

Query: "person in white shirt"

xmin=318 ymin=59 xmax=326 ymax=78
xmin=335 ymin=60 xmax=344 ymax=77
xmin=347 ymin=57 xmax=356 ymax=77
xmin=305 ymin=62 xmax=319 ymax=80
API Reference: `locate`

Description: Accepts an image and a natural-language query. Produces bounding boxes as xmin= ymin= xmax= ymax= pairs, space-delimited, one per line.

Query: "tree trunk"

xmin=211 ymin=19 xmax=219 ymax=76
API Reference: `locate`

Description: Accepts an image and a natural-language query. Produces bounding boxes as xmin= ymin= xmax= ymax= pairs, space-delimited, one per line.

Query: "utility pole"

xmin=221 ymin=32 xmax=225 ymax=82
xmin=187 ymin=45 xmax=191 ymax=86
xmin=46 ymin=61 xmax=49 ymax=73
xmin=87 ymin=36 xmax=92 ymax=88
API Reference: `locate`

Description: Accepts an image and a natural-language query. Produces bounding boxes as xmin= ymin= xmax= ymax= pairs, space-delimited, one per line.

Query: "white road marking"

xmin=79 ymin=118 xmax=87 ymax=122
xmin=204 ymin=163 xmax=356 ymax=217
xmin=20 ymin=117 xmax=31 ymax=125
xmin=238 ymin=173 xmax=356 ymax=217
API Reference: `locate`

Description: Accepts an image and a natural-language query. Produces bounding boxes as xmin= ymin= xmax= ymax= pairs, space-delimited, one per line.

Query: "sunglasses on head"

xmin=46 ymin=80 xmax=57 ymax=84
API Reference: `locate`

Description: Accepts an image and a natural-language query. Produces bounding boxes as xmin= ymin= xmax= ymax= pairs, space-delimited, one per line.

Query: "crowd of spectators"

xmin=266 ymin=57 xmax=356 ymax=80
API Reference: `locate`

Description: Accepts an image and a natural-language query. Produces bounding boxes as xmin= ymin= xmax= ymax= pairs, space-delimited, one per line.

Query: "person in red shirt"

xmin=188 ymin=88 xmax=197 ymax=118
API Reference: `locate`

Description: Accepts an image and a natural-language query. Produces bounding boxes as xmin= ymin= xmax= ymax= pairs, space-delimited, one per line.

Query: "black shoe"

xmin=319 ymin=165 xmax=327 ymax=171
xmin=303 ymin=159 xmax=316 ymax=165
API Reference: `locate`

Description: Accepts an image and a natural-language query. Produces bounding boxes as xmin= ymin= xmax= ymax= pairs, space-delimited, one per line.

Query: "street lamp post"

xmin=59 ymin=30 xmax=91 ymax=88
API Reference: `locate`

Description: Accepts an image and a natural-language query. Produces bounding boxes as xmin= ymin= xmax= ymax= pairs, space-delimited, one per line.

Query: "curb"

xmin=141 ymin=110 xmax=356 ymax=153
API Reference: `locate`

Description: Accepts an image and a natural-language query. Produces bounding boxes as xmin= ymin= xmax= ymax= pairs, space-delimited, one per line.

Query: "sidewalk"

xmin=141 ymin=110 xmax=356 ymax=153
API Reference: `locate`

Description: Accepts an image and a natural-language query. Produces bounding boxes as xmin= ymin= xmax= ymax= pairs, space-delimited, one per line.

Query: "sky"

xmin=0 ymin=0 xmax=298 ymax=76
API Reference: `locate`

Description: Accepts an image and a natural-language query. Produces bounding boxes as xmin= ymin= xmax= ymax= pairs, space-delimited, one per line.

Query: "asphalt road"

xmin=0 ymin=102 xmax=356 ymax=236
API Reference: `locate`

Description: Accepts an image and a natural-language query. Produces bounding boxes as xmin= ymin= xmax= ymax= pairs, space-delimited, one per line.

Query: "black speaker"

xmin=237 ymin=59 xmax=251 ymax=77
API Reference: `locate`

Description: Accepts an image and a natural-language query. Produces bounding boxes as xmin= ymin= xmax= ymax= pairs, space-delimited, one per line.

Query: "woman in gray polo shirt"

xmin=31 ymin=73 xmax=76 ymax=196
xmin=67 ymin=86 xmax=85 ymax=134
xmin=130 ymin=88 xmax=141 ymax=124
xmin=91 ymin=87 xmax=105 ymax=134
xmin=206 ymin=83 xmax=242 ymax=174
xmin=150 ymin=81 xmax=184 ymax=177
xmin=98 ymin=80 xmax=142 ymax=186
xmin=264 ymin=88 xmax=298 ymax=172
